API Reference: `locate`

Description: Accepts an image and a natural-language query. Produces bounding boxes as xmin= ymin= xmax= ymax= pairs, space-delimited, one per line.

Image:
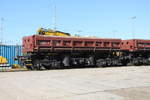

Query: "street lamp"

xmin=131 ymin=16 xmax=136 ymax=39
xmin=0 ymin=18 xmax=4 ymax=44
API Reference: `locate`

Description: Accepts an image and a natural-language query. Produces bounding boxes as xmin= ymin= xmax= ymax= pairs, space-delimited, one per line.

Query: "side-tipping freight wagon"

xmin=22 ymin=35 xmax=123 ymax=70
xmin=121 ymin=39 xmax=150 ymax=65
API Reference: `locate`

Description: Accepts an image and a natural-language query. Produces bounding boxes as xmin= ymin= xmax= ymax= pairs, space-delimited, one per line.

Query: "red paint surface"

xmin=22 ymin=35 xmax=121 ymax=53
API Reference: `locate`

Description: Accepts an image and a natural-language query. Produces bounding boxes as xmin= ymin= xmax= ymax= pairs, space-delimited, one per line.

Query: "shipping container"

xmin=0 ymin=45 xmax=22 ymax=67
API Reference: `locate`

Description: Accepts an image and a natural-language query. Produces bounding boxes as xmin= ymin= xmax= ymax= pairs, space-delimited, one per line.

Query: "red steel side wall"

xmin=22 ymin=35 xmax=35 ymax=53
xmin=121 ymin=39 xmax=150 ymax=52
xmin=23 ymin=35 xmax=122 ymax=53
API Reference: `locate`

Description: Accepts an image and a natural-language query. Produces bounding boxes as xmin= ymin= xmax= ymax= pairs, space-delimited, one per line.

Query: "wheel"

xmin=62 ymin=55 xmax=70 ymax=68
xmin=96 ymin=59 xmax=107 ymax=67
xmin=26 ymin=66 xmax=34 ymax=70
xmin=122 ymin=62 xmax=127 ymax=66
xmin=43 ymin=65 xmax=51 ymax=70
xmin=33 ymin=60 xmax=41 ymax=70
xmin=88 ymin=55 xmax=96 ymax=67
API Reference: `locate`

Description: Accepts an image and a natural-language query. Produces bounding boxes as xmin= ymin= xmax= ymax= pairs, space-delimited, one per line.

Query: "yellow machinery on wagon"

xmin=37 ymin=28 xmax=70 ymax=37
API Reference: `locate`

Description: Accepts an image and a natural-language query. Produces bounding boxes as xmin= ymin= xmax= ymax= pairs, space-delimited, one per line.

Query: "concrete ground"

xmin=0 ymin=66 xmax=150 ymax=100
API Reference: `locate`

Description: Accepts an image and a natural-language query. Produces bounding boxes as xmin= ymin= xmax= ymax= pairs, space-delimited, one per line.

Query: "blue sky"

xmin=0 ymin=0 xmax=150 ymax=44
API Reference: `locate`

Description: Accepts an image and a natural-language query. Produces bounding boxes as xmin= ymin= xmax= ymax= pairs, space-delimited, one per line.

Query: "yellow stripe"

xmin=26 ymin=60 xmax=32 ymax=61
xmin=26 ymin=64 xmax=32 ymax=66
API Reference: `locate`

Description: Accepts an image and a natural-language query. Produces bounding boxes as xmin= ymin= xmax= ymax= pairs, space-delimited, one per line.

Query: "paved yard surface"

xmin=0 ymin=66 xmax=150 ymax=100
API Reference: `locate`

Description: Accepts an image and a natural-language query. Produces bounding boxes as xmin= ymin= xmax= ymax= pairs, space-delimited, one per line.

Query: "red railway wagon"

xmin=20 ymin=35 xmax=150 ymax=70
xmin=22 ymin=35 xmax=123 ymax=70
xmin=121 ymin=39 xmax=150 ymax=51
xmin=23 ymin=35 xmax=121 ymax=53
xmin=120 ymin=39 xmax=150 ymax=65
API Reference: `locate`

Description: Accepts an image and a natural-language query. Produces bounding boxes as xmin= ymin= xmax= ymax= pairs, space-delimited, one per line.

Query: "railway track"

xmin=0 ymin=65 xmax=146 ymax=72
